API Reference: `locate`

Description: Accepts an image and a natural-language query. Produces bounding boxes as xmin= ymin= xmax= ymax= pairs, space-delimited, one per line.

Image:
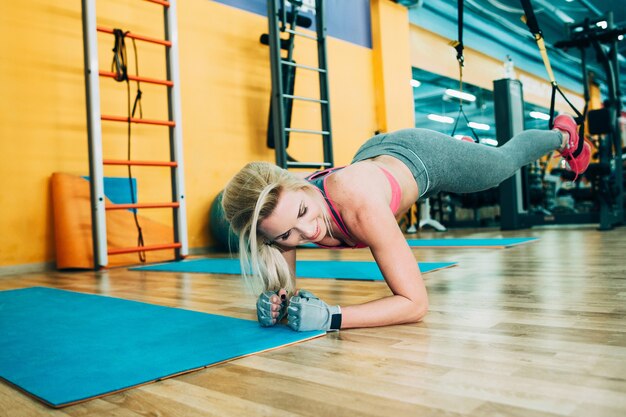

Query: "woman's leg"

xmin=380 ymin=128 xmax=562 ymax=199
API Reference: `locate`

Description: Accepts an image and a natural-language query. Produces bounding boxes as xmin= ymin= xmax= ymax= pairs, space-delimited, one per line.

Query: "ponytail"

xmin=222 ymin=161 xmax=332 ymax=296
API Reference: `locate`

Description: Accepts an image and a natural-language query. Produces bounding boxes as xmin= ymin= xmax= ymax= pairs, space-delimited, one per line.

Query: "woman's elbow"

xmin=410 ymin=297 xmax=429 ymax=323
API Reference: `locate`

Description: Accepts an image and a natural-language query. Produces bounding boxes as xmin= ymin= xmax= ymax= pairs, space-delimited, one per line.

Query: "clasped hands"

xmin=256 ymin=289 xmax=341 ymax=332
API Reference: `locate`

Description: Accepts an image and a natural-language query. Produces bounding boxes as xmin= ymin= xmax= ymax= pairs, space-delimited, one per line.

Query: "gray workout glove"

xmin=287 ymin=290 xmax=342 ymax=332
xmin=256 ymin=290 xmax=287 ymax=327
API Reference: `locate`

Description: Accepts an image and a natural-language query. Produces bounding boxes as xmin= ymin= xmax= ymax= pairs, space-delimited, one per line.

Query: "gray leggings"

xmin=351 ymin=128 xmax=562 ymax=200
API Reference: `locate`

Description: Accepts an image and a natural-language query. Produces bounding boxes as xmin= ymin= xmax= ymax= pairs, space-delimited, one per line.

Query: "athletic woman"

xmin=221 ymin=114 xmax=590 ymax=332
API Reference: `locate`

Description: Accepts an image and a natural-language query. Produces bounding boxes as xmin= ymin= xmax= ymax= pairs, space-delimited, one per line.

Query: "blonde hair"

xmin=221 ymin=161 xmax=332 ymax=295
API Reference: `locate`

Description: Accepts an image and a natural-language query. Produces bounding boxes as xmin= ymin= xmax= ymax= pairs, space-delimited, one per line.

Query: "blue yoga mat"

xmin=0 ymin=287 xmax=324 ymax=408
xmin=299 ymin=237 xmax=537 ymax=249
xmin=131 ymin=258 xmax=456 ymax=280
xmin=405 ymin=237 xmax=538 ymax=248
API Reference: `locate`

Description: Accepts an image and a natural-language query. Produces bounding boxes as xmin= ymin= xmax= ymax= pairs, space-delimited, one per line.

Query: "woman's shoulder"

xmin=327 ymin=162 xmax=389 ymax=207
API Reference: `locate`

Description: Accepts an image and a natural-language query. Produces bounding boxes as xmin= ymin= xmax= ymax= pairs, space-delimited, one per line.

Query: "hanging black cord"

xmin=450 ymin=0 xmax=480 ymax=142
xmin=128 ymin=36 xmax=146 ymax=262
xmin=111 ymin=29 xmax=146 ymax=263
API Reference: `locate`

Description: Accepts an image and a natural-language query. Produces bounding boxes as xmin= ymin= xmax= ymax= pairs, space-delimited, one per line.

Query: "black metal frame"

xmin=265 ymin=0 xmax=333 ymax=170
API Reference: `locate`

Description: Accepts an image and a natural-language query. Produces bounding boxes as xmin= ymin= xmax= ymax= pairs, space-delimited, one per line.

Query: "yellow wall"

xmin=1 ymin=0 xmax=578 ymax=269
xmin=0 ymin=0 xmax=379 ymax=268
xmin=371 ymin=0 xmax=414 ymax=132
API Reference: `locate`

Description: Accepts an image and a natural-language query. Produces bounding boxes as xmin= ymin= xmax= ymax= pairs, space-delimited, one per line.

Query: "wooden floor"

xmin=1 ymin=226 xmax=626 ymax=417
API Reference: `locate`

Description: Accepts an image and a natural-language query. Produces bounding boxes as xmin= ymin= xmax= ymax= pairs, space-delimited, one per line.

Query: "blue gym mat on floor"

xmin=299 ymin=237 xmax=537 ymax=249
xmin=404 ymin=237 xmax=538 ymax=248
xmin=131 ymin=258 xmax=456 ymax=280
xmin=0 ymin=287 xmax=324 ymax=408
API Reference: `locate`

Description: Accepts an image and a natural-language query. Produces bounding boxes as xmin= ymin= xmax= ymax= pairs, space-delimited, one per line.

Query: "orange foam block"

xmin=51 ymin=173 xmax=176 ymax=269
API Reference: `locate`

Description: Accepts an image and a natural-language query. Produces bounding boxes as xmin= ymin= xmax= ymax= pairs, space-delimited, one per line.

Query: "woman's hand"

xmin=287 ymin=290 xmax=341 ymax=331
xmin=256 ymin=289 xmax=288 ymax=326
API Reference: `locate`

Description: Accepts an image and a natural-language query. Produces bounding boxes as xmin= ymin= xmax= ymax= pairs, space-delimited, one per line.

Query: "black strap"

xmin=111 ymin=29 xmax=128 ymax=81
xmin=450 ymin=105 xmax=480 ymax=142
xmin=520 ymin=0 xmax=586 ymax=157
xmin=330 ymin=313 xmax=342 ymax=330
xmin=519 ymin=0 xmax=542 ymax=39
xmin=110 ymin=29 xmax=146 ymax=262
xmin=449 ymin=0 xmax=480 ymax=142
xmin=454 ymin=0 xmax=464 ymax=66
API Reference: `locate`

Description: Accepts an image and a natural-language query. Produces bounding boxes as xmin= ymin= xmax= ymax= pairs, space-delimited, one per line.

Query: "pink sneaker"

xmin=553 ymin=114 xmax=591 ymax=178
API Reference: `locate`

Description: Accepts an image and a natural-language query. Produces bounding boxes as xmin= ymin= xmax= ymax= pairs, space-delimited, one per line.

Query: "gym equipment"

xmin=209 ymin=191 xmax=239 ymax=252
xmin=51 ymin=173 xmax=174 ymax=269
xmin=405 ymin=237 xmax=537 ymax=248
xmin=407 ymin=199 xmax=447 ymax=232
xmin=0 ymin=287 xmax=324 ymax=408
xmin=554 ymin=13 xmax=625 ymax=230
xmin=448 ymin=0 xmax=481 ymax=142
xmin=263 ymin=0 xmax=334 ymax=169
xmin=520 ymin=0 xmax=587 ymax=136
xmin=130 ymin=258 xmax=457 ymax=280
xmin=81 ymin=0 xmax=188 ymax=268
xmin=496 ymin=8 xmax=625 ymax=230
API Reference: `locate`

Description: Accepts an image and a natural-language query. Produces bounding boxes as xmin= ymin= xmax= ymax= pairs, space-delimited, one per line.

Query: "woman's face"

xmin=258 ymin=188 xmax=327 ymax=248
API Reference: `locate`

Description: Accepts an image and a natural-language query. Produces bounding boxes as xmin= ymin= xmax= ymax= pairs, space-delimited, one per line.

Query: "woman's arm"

xmin=282 ymin=246 xmax=296 ymax=281
xmin=341 ymin=201 xmax=429 ymax=329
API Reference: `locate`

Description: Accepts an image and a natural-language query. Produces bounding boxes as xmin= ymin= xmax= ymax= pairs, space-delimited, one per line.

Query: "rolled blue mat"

xmin=0 ymin=287 xmax=324 ymax=408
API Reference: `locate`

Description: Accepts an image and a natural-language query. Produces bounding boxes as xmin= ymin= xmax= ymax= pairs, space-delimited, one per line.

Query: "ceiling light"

xmin=445 ymin=89 xmax=476 ymax=102
xmin=410 ymin=79 xmax=421 ymax=88
xmin=427 ymin=114 xmax=454 ymax=124
xmin=596 ymin=21 xmax=608 ymax=30
xmin=619 ymin=35 xmax=624 ymax=41
xmin=468 ymin=122 xmax=490 ymax=131
xmin=529 ymin=111 xmax=550 ymax=120
xmin=479 ymin=138 xmax=498 ymax=147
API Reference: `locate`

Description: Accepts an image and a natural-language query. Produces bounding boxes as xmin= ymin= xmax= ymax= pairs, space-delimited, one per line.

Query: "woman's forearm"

xmin=340 ymin=294 xmax=428 ymax=329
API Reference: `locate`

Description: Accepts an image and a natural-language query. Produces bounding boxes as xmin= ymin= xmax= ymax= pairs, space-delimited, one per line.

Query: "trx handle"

xmin=519 ymin=0 xmax=586 ymax=157
xmin=448 ymin=0 xmax=480 ymax=142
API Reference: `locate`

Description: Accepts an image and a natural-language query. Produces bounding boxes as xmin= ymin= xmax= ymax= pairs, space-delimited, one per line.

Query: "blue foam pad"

xmin=0 ymin=287 xmax=324 ymax=408
xmin=131 ymin=258 xmax=457 ymax=280
xmin=83 ymin=176 xmax=138 ymax=213
xmin=405 ymin=237 xmax=538 ymax=248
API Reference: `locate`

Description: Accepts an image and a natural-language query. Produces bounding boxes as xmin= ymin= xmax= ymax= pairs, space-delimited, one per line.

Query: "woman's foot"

xmin=553 ymin=114 xmax=591 ymax=177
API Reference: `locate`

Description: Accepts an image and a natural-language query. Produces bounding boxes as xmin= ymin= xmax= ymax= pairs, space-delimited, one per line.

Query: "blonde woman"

xmin=221 ymin=115 xmax=589 ymax=332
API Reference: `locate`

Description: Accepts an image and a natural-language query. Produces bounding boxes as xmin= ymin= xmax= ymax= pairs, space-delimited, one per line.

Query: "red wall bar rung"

xmin=99 ymin=71 xmax=173 ymax=87
xmin=108 ymin=242 xmax=181 ymax=255
xmin=144 ymin=0 xmax=170 ymax=7
xmin=106 ymin=202 xmax=180 ymax=210
xmin=103 ymin=159 xmax=178 ymax=167
xmin=101 ymin=115 xmax=175 ymax=126
xmin=97 ymin=26 xmax=172 ymax=47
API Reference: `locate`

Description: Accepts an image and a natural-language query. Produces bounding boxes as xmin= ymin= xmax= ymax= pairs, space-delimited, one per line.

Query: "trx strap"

xmin=449 ymin=0 xmax=480 ymax=142
xmin=110 ymin=29 xmax=146 ymax=262
xmin=519 ymin=0 xmax=586 ymax=158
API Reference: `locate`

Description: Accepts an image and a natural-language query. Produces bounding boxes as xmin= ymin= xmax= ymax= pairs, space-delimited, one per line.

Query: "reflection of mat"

xmin=0 ymin=287 xmax=324 ymax=408
xmin=131 ymin=258 xmax=457 ymax=280
xmin=405 ymin=237 xmax=538 ymax=248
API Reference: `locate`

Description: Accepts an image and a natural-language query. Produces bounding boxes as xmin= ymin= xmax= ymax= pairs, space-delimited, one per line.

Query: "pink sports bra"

xmin=305 ymin=165 xmax=402 ymax=249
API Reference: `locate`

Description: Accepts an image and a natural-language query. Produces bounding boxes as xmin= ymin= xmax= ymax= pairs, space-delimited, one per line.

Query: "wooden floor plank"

xmin=1 ymin=227 xmax=625 ymax=416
